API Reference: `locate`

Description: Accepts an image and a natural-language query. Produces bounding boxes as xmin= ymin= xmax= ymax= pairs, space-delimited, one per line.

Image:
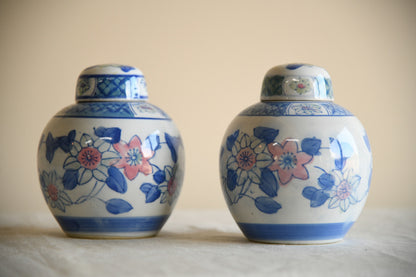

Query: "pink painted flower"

xmin=113 ymin=135 xmax=154 ymax=180
xmin=268 ymin=139 xmax=313 ymax=185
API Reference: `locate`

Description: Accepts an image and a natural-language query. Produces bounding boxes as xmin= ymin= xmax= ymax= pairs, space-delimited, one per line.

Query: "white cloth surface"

xmin=0 ymin=209 xmax=415 ymax=277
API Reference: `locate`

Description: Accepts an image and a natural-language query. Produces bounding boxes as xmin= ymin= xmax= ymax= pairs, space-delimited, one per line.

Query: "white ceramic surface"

xmin=37 ymin=64 xmax=184 ymax=238
xmin=219 ymin=64 xmax=372 ymax=244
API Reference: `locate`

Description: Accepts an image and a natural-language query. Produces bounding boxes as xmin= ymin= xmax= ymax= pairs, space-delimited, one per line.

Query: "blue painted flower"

xmin=39 ymin=170 xmax=72 ymax=212
xmin=327 ymin=169 xmax=361 ymax=212
xmin=63 ymin=134 xmax=120 ymax=185
xmin=226 ymin=133 xmax=273 ymax=186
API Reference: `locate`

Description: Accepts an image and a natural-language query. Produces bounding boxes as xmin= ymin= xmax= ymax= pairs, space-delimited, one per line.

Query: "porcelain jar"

xmin=219 ymin=64 xmax=372 ymax=244
xmin=37 ymin=64 xmax=184 ymax=238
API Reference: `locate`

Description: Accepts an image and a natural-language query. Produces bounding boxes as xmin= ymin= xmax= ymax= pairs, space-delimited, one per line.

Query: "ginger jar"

xmin=37 ymin=64 xmax=184 ymax=238
xmin=219 ymin=64 xmax=372 ymax=244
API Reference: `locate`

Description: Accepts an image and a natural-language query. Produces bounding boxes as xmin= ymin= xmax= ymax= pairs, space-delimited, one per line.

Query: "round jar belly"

xmin=37 ymin=64 xmax=185 ymax=238
xmin=219 ymin=64 xmax=372 ymax=244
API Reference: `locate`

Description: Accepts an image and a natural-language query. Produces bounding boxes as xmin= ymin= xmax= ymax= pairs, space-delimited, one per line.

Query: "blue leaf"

xmin=226 ymin=130 xmax=239 ymax=151
xmin=105 ymin=198 xmax=133 ymax=214
xmin=145 ymin=186 xmax=161 ymax=203
xmin=226 ymin=170 xmax=238 ymax=191
xmin=144 ymin=133 xmax=160 ymax=152
xmin=302 ymin=186 xmax=318 ymax=200
xmin=160 ymin=191 xmax=168 ymax=204
xmin=46 ymin=130 xmax=76 ymax=163
xmin=318 ymin=173 xmax=335 ymax=190
xmin=63 ymin=170 xmax=78 ymax=190
xmin=153 ymin=170 xmax=166 ymax=184
xmin=259 ymin=168 xmax=278 ymax=197
xmin=165 ymin=133 xmax=177 ymax=163
xmin=106 ymin=167 xmax=127 ymax=193
xmin=94 ymin=127 xmax=121 ymax=144
xmin=140 ymin=183 xmax=154 ymax=193
xmin=286 ymin=64 xmax=304 ymax=70
xmin=255 ymin=197 xmax=281 ymax=214
xmin=253 ymin=127 xmax=279 ymax=144
xmin=301 ymin=137 xmax=321 ymax=156
xmin=329 ymin=137 xmax=353 ymax=171
xmin=56 ymin=130 xmax=76 ymax=153
xmin=310 ymin=190 xmax=330 ymax=208
xmin=140 ymin=183 xmax=161 ymax=203
xmin=45 ymin=132 xmax=58 ymax=163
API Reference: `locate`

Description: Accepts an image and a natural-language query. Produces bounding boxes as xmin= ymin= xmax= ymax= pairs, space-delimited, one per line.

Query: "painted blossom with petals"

xmin=268 ymin=139 xmax=313 ymax=185
xmin=63 ymin=134 xmax=120 ymax=185
xmin=39 ymin=170 xmax=72 ymax=212
xmin=227 ymin=134 xmax=273 ymax=187
xmin=328 ymin=169 xmax=361 ymax=212
xmin=113 ymin=135 xmax=154 ymax=180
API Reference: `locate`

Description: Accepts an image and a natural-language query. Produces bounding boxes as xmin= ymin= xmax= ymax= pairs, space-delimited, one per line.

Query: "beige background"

xmin=0 ymin=0 xmax=415 ymax=214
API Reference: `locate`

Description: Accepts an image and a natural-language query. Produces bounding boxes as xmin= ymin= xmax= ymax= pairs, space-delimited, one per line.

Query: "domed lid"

xmin=261 ymin=63 xmax=333 ymax=101
xmin=76 ymin=64 xmax=148 ymax=101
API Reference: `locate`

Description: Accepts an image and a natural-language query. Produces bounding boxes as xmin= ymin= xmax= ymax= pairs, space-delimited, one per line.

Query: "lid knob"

xmin=76 ymin=64 xmax=148 ymax=101
xmin=261 ymin=64 xmax=333 ymax=101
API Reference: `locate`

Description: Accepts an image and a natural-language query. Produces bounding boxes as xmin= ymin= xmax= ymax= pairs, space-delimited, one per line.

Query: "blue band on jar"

xmin=238 ymin=221 xmax=354 ymax=242
xmin=75 ymin=64 xmax=148 ymax=101
xmin=56 ymin=215 xmax=169 ymax=233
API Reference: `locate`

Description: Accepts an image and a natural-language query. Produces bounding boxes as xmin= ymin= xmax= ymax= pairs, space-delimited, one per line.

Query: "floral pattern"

xmin=113 ymin=135 xmax=153 ymax=180
xmin=63 ymin=134 xmax=120 ymax=185
xmin=227 ymin=133 xmax=273 ymax=187
xmin=302 ymin=137 xmax=365 ymax=212
xmin=39 ymin=170 xmax=71 ymax=212
xmin=221 ymin=127 xmax=321 ymax=214
xmin=268 ymin=139 xmax=313 ymax=185
xmin=328 ymin=169 xmax=361 ymax=211
xmin=39 ymin=126 xmax=182 ymax=215
xmin=221 ymin=127 xmax=367 ymax=214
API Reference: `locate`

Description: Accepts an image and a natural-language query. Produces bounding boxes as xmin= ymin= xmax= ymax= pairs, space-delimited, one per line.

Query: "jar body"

xmin=38 ymin=101 xmax=184 ymax=238
xmin=220 ymin=101 xmax=372 ymax=244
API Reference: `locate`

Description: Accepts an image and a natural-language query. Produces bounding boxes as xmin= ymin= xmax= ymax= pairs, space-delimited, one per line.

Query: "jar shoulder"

xmin=239 ymin=101 xmax=353 ymax=117
xmin=54 ymin=101 xmax=171 ymax=120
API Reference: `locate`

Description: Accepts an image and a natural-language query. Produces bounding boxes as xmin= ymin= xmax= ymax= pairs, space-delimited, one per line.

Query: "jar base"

xmin=64 ymin=231 xmax=158 ymax=239
xmin=237 ymin=221 xmax=354 ymax=245
xmin=55 ymin=215 xmax=169 ymax=239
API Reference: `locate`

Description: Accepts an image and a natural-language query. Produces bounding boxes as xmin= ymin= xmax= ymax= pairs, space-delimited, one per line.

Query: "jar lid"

xmin=260 ymin=64 xmax=333 ymax=101
xmin=76 ymin=64 xmax=148 ymax=101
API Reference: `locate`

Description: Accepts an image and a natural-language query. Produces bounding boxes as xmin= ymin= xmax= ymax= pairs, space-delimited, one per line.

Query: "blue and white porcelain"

xmin=37 ymin=64 xmax=184 ymax=238
xmin=219 ymin=64 xmax=372 ymax=244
